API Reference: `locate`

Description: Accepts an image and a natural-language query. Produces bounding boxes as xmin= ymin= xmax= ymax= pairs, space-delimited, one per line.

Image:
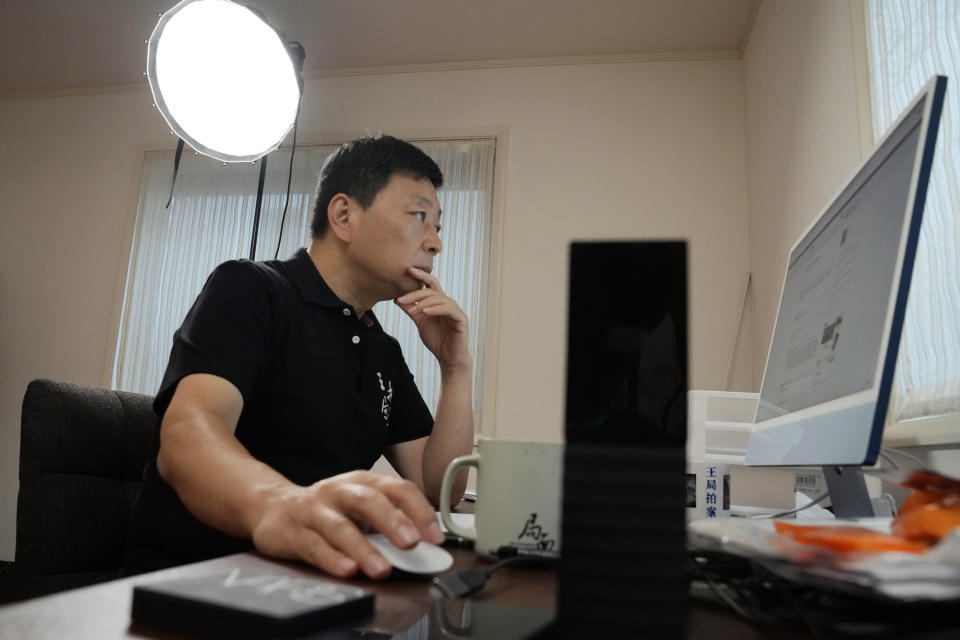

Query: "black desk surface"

xmin=0 ymin=547 xmax=819 ymax=639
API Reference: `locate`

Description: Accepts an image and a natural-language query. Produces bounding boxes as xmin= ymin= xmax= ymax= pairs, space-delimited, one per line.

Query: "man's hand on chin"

xmin=394 ymin=267 xmax=472 ymax=372
xmin=391 ymin=268 xmax=474 ymax=509
xmin=249 ymin=470 xmax=445 ymax=579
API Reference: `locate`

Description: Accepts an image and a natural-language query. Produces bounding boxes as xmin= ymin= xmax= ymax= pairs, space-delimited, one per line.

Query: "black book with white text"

xmin=130 ymin=564 xmax=374 ymax=638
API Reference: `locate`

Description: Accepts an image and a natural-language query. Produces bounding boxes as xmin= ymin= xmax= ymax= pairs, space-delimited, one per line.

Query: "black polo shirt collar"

xmin=283 ymin=248 xmax=380 ymax=328
xmin=284 ymin=248 xmax=343 ymax=308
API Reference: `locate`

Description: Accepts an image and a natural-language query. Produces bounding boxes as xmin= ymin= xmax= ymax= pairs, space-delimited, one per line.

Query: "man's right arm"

xmin=156 ymin=372 xmax=445 ymax=579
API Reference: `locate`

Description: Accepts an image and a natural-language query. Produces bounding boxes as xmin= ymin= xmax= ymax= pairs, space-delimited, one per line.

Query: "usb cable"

xmin=431 ymin=548 xmax=558 ymax=598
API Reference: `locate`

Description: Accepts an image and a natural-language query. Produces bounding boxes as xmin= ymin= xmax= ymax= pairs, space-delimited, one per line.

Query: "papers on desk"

xmin=730 ymin=487 xmax=836 ymax=519
xmin=689 ymin=517 xmax=960 ymax=601
xmin=794 ymin=491 xmax=836 ymax=519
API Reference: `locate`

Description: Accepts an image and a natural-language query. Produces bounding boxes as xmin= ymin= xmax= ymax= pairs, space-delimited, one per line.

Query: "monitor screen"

xmin=746 ymin=75 xmax=946 ymax=472
xmin=757 ymin=105 xmax=922 ymax=421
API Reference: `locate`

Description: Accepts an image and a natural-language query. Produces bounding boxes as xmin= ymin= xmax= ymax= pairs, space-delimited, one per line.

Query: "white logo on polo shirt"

xmin=377 ymin=372 xmax=393 ymax=425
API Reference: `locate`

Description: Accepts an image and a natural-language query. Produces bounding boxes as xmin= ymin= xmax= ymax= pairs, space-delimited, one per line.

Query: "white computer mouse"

xmin=365 ymin=533 xmax=453 ymax=575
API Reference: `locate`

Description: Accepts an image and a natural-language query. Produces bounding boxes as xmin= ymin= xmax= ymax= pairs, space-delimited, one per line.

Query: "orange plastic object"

xmin=771 ymin=471 xmax=960 ymax=555
xmin=773 ymin=521 xmax=928 ymax=554
xmin=900 ymin=470 xmax=960 ymax=495
xmin=898 ymin=489 xmax=941 ymax=514
xmin=892 ymin=502 xmax=960 ymax=542
xmin=891 ymin=480 xmax=960 ymax=544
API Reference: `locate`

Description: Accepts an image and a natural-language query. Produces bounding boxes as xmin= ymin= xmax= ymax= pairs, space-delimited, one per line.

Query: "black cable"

xmin=688 ymin=558 xmax=762 ymax=625
xmin=164 ymin=137 xmax=185 ymax=209
xmin=248 ymin=155 xmax=268 ymax=260
xmin=432 ymin=554 xmax=556 ymax=599
xmin=688 ymin=552 xmax=778 ymax=630
xmin=753 ymin=561 xmax=824 ymax=640
xmin=273 ymin=99 xmax=301 ymax=260
xmin=686 ymin=550 xmax=960 ymax=638
xmin=688 ymin=551 xmax=820 ymax=635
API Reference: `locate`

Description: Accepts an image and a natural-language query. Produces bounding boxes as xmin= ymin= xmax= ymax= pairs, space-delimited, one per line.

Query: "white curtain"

xmin=866 ymin=1 xmax=960 ymax=420
xmin=112 ymin=138 xmax=496 ymax=430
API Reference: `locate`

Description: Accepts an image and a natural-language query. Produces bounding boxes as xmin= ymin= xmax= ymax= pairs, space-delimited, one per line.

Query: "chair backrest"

xmin=11 ymin=378 xmax=155 ymax=601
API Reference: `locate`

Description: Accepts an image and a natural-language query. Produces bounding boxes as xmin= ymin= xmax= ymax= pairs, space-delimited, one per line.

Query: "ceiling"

xmin=0 ymin=0 xmax=759 ymax=96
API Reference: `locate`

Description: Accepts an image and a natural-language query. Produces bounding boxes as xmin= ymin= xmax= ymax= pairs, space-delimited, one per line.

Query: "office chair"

xmin=3 ymin=379 xmax=155 ymax=603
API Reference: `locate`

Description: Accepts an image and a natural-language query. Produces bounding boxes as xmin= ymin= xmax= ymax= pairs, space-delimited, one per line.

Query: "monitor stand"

xmin=821 ymin=465 xmax=874 ymax=518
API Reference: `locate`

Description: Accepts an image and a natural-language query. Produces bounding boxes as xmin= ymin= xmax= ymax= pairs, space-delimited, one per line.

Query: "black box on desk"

xmin=557 ymin=242 xmax=688 ymax=637
xmin=131 ymin=565 xmax=374 ymax=639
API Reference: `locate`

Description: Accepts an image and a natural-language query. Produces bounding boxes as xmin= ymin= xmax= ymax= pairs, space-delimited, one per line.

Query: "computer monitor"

xmin=744 ymin=75 xmax=947 ymax=518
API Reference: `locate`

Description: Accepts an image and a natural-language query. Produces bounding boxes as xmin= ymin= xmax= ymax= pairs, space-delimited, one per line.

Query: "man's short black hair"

xmin=310 ymin=135 xmax=444 ymax=238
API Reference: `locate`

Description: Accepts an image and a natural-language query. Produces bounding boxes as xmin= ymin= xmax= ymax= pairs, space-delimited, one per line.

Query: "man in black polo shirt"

xmin=125 ymin=135 xmax=472 ymax=580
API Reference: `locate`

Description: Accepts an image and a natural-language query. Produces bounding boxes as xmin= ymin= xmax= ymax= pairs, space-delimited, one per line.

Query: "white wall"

xmin=0 ymin=59 xmax=752 ymax=561
xmin=742 ymin=0 xmax=960 ymax=500
xmin=742 ymin=0 xmax=866 ymax=376
xmin=0 ymin=92 xmax=173 ymax=562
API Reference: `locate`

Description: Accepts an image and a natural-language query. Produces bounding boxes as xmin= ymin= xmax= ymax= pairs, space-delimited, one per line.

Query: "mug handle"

xmin=439 ymin=453 xmax=479 ymax=540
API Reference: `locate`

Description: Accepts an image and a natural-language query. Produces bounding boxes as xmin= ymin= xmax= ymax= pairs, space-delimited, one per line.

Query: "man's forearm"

xmin=157 ymin=408 xmax=294 ymax=538
xmin=421 ymin=363 xmax=474 ymax=506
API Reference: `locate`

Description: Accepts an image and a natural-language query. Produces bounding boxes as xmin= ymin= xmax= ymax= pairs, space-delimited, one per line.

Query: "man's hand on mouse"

xmin=248 ymin=470 xmax=445 ymax=579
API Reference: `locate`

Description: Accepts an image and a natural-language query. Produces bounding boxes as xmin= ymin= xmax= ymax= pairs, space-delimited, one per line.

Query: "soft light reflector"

xmin=147 ymin=0 xmax=300 ymax=162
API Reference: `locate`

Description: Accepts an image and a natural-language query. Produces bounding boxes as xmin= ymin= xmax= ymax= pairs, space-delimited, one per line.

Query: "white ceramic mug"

xmin=440 ymin=438 xmax=564 ymax=558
